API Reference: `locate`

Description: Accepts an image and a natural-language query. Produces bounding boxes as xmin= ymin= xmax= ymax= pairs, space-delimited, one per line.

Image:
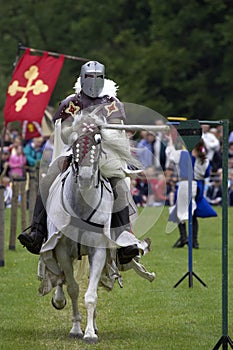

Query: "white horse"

xmin=38 ymin=116 xmax=155 ymax=344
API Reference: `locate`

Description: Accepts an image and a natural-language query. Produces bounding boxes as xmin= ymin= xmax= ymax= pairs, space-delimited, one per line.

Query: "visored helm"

xmin=80 ymin=61 xmax=105 ymax=98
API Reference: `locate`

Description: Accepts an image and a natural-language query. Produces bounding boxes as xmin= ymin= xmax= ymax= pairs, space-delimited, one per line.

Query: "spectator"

xmin=228 ymin=157 xmax=233 ymax=170
xmin=228 ymin=169 xmax=233 ymax=188
xmin=216 ymin=125 xmax=223 ymax=142
xmin=211 ymin=140 xmax=222 ymax=174
xmin=0 ymin=147 xmax=10 ymax=177
xmin=136 ymin=131 xmax=147 ymax=148
xmin=153 ymin=118 xmax=168 ymax=171
xmin=228 ymin=142 xmax=233 ymax=160
xmin=9 ymin=136 xmax=23 ymax=156
xmin=135 ymin=175 xmax=149 ymax=204
xmin=8 ymin=145 xmax=27 ymax=178
xmin=145 ymin=166 xmax=157 ymax=206
xmin=10 ymin=129 xmax=20 ymax=144
xmin=164 ymin=167 xmax=177 ymax=206
xmin=228 ymin=130 xmax=233 ymax=144
xmin=130 ymin=179 xmax=146 ymax=207
xmin=137 ymin=131 xmax=155 ymax=169
xmin=23 ymin=137 xmax=44 ymax=167
xmin=1 ymin=129 xmax=13 ymax=147
xmin=206 ymin=176 xmax=222 ymax=205
xmin=1 ymin=176 xmax=12 ymax=208
xmin=229 ymin=181 xmax=233 ymax=206
xmin=153 ymin=173 xmax=167 ymax=206
xmin=201 ymin=124 xmax=220 ymax=166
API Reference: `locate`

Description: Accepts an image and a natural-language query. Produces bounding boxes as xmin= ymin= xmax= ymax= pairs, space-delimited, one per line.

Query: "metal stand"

xmin=211 ymin=120 xmax=232 ymax=349
xmin=174 ymin=271 xmax=207 ymax=288
xmin=173 ymin=151 xmax=207 ymax=288
xmin=212 ymin=336 xmax=233 ymax=350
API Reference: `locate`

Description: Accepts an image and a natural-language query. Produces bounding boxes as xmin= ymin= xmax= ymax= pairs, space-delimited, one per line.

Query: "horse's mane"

xmin=100 ymin=130 xmax=142 ymax=175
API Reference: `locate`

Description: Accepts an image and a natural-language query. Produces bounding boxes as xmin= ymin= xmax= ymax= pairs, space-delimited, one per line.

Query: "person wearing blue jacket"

xmin=166 ymin=136 xmax=217 ymax=249
xmin=23 ymin=137 xmax=44 ymax=167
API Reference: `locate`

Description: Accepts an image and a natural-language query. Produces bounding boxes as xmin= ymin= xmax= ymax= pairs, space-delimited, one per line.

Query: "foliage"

xmin=0 ymin=206 xmax=233 ymax=349
xmin=0 ymin=0 xmax=233 ymax=129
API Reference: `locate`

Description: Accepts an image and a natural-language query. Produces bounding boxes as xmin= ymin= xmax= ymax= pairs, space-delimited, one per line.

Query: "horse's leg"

xmin=84 ymin=247 xmax=106 ymax=344
xmin=93 ymin=308 xmax=98 ymax=335
xmin=55 ymin=242 xmax=83 ymax=339
xmin=52 ymin=279 xmax=67 ymax=310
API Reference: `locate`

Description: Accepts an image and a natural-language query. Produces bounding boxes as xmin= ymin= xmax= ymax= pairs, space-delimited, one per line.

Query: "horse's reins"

xmin=62 ymin=117 xmax=113 ymax=229
xmin=61 ymin=170 xmax=111 ymax=231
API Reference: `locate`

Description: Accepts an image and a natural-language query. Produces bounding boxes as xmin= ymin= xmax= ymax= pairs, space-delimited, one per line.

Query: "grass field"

xmin=0 ymin=206 xmax=232 ymax=350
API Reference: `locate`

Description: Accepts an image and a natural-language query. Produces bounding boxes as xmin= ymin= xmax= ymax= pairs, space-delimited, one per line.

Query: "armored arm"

xmin=53 ymin=93 xmax=81 ymax=145
xmin=60 ymin=117 xmax=76 ymax=145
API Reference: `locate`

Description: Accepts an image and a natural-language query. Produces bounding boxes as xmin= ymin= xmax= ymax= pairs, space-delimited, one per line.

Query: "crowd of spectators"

xmin=130 ymin=122 xmax=233 ymax=208
xmin=0 ymin=120 xmax=233 ymax=209
xmin=0 ymin=127 xmax=51 ymax=208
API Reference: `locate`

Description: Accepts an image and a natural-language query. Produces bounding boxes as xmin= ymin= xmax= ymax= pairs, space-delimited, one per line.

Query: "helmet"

xmin=80 ymin=61 xmax=105 ymax=98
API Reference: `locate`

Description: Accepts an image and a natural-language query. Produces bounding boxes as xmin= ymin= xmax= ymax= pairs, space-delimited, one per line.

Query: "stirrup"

xmin=18 ymin=226 xmax=46 ymax=255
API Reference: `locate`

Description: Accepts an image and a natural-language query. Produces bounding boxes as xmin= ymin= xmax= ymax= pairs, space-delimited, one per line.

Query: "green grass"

xmin=0 ymin=206 xmax=232 ymax=349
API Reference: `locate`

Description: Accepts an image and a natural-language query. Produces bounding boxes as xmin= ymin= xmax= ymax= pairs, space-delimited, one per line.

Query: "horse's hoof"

xmin=51 ymin=297 xmax=66 ymax=310
xmin=84 ymin=336 xmax=98 ymax=344
xmin=70 ymin=332 xmax=83 ymax=339
xmin=150 ymin=272 xmax=156 ymax=282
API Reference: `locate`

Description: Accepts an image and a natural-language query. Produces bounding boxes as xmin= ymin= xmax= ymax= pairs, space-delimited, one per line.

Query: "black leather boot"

xmin=173 ymin=222 xmax=188 ymax=248
xmin=110 ymin=178 xmax=140 ymax=264
xmin=118 ymin=245 xmax=140 ymax=265
xmin=111 ymin=208 xmax=139 ymax=264
xmin=18 ymin=193 xmax=47 ymax=254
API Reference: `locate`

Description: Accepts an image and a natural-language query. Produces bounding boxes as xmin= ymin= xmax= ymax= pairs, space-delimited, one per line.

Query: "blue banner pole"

xmin=188 ymin=152 xmax=193 ymax=287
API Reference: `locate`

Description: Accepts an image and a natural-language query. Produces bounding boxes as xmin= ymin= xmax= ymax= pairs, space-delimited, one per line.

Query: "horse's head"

xmin=71 ymin=117 xmax=102 ymax=189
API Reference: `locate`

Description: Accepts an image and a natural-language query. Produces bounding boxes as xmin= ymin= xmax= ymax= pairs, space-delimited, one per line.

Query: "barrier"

xmin=9 ymin=177 xmax=27 ymax=250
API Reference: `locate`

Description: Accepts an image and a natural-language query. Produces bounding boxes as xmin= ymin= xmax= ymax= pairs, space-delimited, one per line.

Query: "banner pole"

xmin=17 ymin=42 xmax=90 ymax=62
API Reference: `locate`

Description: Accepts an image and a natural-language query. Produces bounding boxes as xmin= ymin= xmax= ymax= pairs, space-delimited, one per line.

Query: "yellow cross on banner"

xmin=8 ymin=65 xmax=49 ymax=112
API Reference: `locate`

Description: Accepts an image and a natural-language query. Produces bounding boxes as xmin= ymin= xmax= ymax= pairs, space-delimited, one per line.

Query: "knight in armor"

xmin=18 ymin=61 xmax=147 ymax=264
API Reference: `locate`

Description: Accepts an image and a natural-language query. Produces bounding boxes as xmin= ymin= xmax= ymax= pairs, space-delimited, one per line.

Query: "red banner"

xmin=4 ymin=49 xmax=64 ymax=124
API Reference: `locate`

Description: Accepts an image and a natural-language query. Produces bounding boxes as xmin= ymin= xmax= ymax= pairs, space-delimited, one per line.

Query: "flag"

xmin=4 ymin=48 xmax=64 ymax=125
xmin=21 ymin=121 xmax=42 ymax=140
xmin=21 ymin=108 xmax=54 ymax=140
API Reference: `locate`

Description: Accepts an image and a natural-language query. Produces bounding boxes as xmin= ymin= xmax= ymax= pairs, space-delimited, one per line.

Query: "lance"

xmin=101 ymin=124 xmax=170 ymax=132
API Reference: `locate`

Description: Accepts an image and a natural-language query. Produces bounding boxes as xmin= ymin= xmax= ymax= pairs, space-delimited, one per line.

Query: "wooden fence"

xmin=0 ymin=167 xmax=39 ymax=264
